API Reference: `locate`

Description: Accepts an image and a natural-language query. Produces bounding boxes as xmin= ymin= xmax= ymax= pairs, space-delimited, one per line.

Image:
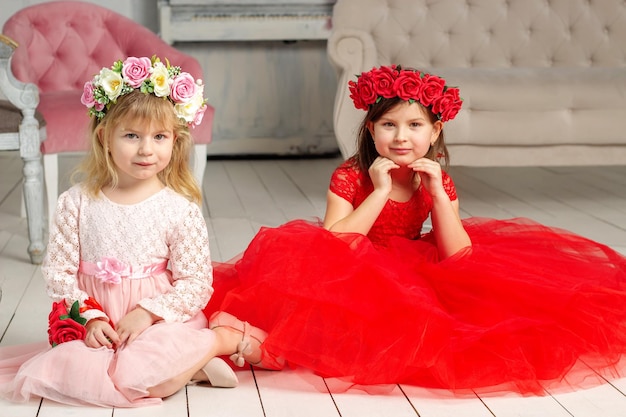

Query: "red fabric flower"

xmin=349 ymin=71 xmax=378 ymax=111
xmin=418 ymin=74 xmax=446 ymax=107
xmin=81 ymin=297 xmax=105 ymax=313
xmin=48 ymin=300 xmax=87 ymax=347
xmin=432 ymin=87 xmax=463 ymax=122
xmin=370 ymin=65 xmax=398 ymax=98
xmin=348 ymin=65 xmax=463 ymax=122
xmin=393 ymin=71 xmax=423 ymax=102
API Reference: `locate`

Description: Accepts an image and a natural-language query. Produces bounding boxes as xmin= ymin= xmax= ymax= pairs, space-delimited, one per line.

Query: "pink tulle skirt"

xmin=204 ymin=217 xmax=626 ymax=394
xmin=0 ymin=313 xmax=214 ymax=407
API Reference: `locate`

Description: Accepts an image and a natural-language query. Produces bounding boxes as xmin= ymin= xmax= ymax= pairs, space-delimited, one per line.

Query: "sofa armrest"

xmin=327 ymin=29 xmax=378 ymax=158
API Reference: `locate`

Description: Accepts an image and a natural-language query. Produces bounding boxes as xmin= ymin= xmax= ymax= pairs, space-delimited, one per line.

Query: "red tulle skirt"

xmin=204 ymin=218 xmax=626 ymax=394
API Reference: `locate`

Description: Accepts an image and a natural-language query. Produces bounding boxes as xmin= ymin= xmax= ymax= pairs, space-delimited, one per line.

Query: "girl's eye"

xmin=125 ymin=133 xmax=138 ymax=139
xmin=155 ymin=133 xmax=170 ymax=141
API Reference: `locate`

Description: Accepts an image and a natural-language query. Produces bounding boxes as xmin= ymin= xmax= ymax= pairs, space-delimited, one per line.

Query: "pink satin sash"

xmin=79 ymin=257 xmax=168 ymax=284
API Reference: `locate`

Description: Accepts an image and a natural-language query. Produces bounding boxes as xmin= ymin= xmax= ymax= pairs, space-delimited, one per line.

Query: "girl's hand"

xmin=369 ymin=156 xmax=399 ymax=195
xmin=408 ymin=158 xmax=445 ymax=198
xmin=85 ymin=319 xmax=120 ymax=349
xmin=115 ymin=307 xmax=159 ymax=347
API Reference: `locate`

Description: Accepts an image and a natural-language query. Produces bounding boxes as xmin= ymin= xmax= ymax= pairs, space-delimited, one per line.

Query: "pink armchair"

xmin=3 ymin=1 xmax=214 ymax=225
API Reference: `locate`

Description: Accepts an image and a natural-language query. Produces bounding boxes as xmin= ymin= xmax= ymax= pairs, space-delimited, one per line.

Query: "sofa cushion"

xmin=437 ymin=67 xmax=626 ymax=146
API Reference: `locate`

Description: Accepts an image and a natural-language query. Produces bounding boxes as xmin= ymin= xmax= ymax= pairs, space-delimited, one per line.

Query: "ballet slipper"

xmin=191 ymin=357 xmax=238 ymax=388
xmin=209 ymin=311 xmax=284 ymax=370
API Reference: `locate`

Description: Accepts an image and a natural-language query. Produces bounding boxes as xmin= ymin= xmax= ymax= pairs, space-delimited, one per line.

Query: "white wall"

xmin=1 ymin=0 xmax=338 ymax=156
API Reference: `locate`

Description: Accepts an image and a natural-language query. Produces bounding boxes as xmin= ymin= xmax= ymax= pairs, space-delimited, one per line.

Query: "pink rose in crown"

xmin=122 ymin=56 xmax=152 ymax=88
xmin=433 ymin=88 xmax=463 ymax=122
xmin=193 ymin=104 xmax=208 ymax=128
xmin=80 ymin=81 xmax=97 ymax=108
xmin=371 ymin=65 xmax=398 ymax=99
xmin=170 ymin=72 xmax=198 ymax=103
xmin=393 ymin=71 xmax=423 ymax=102
xmin=418 ymin=74 xmax=446 ymax=107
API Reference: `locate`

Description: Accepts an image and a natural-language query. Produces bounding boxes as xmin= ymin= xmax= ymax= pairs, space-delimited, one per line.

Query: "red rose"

xmin=348 ymin=80 xmax=367 ymax=110
xmin=48 ymin=300 xmax=87 ymax=347
xmin=49 ymin=316 xmax=87 ymax=346
xmin=418 ymin=74 xmax=446 ymax=107
xmin=349 ymin=72 xmax=378 ymax=110
xmin=432 ymin=87 xmax=463 ymax=122
xmin=371 ymin=66 xmax=398 ymax=98
xmin=48 ymin=301 xmax=67 ymax=325
xmin=393 ymin=71 xmax=423 ymax=102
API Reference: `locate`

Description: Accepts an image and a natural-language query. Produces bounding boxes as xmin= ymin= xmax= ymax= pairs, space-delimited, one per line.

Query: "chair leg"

xmin=21 ymin=154 xmax=45 ymax=264
xmin=43 ymin=153 xmax=58 ymax=230
xmin=193 ymin=144 xmax=207 ymax=187
xmin=20 ymin=163 xmax=44 ymax=218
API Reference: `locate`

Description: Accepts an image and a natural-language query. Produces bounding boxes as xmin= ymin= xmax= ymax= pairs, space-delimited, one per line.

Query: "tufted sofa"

xmin=327 ymin=0 xmax=626 ymax=166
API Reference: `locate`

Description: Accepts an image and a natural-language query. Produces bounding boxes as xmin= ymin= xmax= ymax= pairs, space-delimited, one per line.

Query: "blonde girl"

xmin=0 ymin=56 xmax=245 ymax=407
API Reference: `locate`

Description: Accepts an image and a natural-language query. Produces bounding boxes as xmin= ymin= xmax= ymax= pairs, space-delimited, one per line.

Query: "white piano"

xmin=158 ymin=0 xmax=335 ymax=43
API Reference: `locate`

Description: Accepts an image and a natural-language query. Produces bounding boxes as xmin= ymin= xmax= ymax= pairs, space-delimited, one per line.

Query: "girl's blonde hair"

xmin=72 ymin=90 xmax=201 ymax=204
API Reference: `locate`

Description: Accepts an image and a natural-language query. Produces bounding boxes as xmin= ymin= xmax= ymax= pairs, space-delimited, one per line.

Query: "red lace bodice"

xmin=329 ymin=159 xmax=458 ymax=247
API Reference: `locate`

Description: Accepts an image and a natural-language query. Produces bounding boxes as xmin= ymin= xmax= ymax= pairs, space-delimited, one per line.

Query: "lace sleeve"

xmin=442 ymin=171 xmax=458 ymax=201
xmin=329 ymin=161 xmax=360 ymax=204
xmin=42 ymin=187 xmax=90 ymax=305
xmin=138 ymin=202 xmax=213 ymax=323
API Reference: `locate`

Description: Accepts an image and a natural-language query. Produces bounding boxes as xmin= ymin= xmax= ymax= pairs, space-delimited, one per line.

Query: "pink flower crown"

xmin=348 ymin=65 xmax=463 ymax=122
xmin=81 ymin=55 xmax=208 ymax=128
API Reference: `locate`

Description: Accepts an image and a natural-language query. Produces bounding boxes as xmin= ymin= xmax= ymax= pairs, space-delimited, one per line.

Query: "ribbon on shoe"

xmin=79 ymin=257 xmax=168 ymax=284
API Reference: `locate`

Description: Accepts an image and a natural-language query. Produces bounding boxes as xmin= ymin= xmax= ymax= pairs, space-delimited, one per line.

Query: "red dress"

xmin=204 ymin=159 xmax=626 ymax=394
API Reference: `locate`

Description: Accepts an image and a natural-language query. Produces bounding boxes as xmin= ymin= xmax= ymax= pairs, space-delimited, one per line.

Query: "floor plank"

xmin=253 ymin=369 xmax=340 ymax=417
xmin=550 ymin=384 xmax=626 ymax=417
xmin=38 ymin=399 xmax=113 ymax=417
xmin=188 ymin=370 xmax=265 ymax=417
xmin=401 ymin=385 xmax=493 ymax=417
xmin=253 ymin=160 xmax=320 ymax=221
xmin=331 ymin=385 xmax=419 ymax=417
xmin=478 ymin=392 xmax=571 ymax=417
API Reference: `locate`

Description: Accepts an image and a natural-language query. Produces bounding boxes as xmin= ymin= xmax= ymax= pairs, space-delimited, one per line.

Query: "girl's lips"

xmin=391 ymin=148 xmax=411 ymax=155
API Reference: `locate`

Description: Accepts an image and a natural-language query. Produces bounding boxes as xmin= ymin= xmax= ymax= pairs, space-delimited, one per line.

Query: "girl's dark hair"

xmin=351 ymin=97 xmax=450 ymax=173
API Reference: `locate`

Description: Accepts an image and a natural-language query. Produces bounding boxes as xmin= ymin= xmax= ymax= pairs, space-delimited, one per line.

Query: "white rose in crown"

xmin=174 ymin=83 xmax=206 ymax=124
xmin=150 ymin=61 xmax=171 ymax=97
xmin=99 ymin=68 xmax=124 ymax=101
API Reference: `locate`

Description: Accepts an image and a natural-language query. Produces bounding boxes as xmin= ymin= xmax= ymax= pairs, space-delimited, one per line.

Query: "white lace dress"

xmin=0 ymin=185 xmax=216 ymax=407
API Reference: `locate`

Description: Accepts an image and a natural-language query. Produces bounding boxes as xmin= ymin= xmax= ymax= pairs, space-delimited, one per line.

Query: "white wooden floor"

xmin=1 ymin=150 xmax=626 ymax=417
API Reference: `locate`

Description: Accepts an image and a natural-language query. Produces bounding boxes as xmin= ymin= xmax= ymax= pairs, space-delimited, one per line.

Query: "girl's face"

xmin=107 ymin=118 xmax=175 ymax=188
xmin=368 ymin=101 xmax=442 ymax=166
